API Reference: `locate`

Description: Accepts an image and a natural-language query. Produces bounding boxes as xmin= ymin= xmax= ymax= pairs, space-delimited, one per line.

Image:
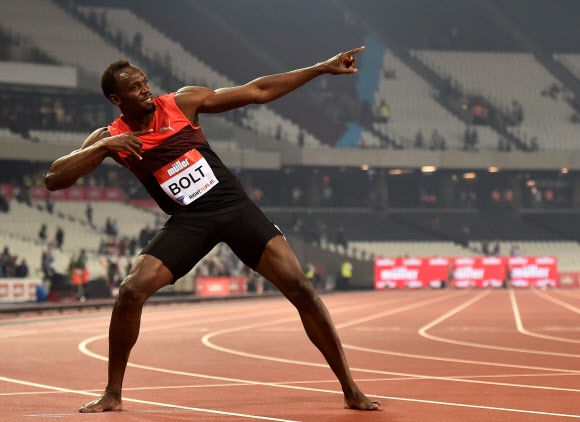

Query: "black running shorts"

xmin=140 ymin=200 xmax=282 ymax=282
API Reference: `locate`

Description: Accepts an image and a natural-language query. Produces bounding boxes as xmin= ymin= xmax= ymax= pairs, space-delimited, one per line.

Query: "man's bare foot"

xmin=79 ymin=393 xmax=123 ymax=413
xmin=344 ymin=391 xmax=380 ymax=410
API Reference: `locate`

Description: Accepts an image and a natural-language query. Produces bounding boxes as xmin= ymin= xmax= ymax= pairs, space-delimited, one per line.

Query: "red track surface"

xmin=1 ymin=289 xmax=580 ymax=421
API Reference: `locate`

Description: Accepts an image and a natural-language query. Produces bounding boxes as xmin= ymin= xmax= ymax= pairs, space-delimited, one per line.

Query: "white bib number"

xmin=154 ymin=149 xmax=218 ymax=205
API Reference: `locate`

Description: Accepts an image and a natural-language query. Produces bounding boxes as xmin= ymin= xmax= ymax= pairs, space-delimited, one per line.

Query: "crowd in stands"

xmin=0 ymin=246 xmax=29 ymax=278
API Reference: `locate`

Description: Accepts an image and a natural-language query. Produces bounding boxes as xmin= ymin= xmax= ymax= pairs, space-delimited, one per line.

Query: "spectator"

xmin=86 ymin=203 xmax=93 ymax=226
xmin=39 ymin=223 xmax=48 ymax=243
xmin=414 ymin=130 xmax=424 ymax=149
xmin=15 ymin=259 xmax=29 ymax=278
xmin=1 ymin=246 xmax=11 ymax=275
xmin=106 ymin=258 xmax=120 ymax=288
xmin=335 ymin=225 xmax=348 ymax=250
xmin=376 ymin=99 xmax=390 ymax=123
xmin=0 ymin=192 xmax=8 ymax=212
xmin=72 ymin=249 xmax=88 ymax=300
xmin=75 ymin=249 xmax=87 ymax=270
xmin=481 ymin=240 xmax=490 ymax=255
xmin=429 ymin=129 xmax=443 ymax=150
xmin=41 ymin=248 xmax=56 ymax=281
xmin=45 ymin=195 xmax=54 ymax=213
xmin=55 ymin=226 xmax=65 ymax=249
xmin=138 ymin=224 xmax=155 ymax=248
xmin=297 ymin=129 xmax=305 ymax=147
xmin=336 ymin=260 xmax=353 ymax=290
xmin=303 ymin=262 xmax=316 ymax=285
xmin=129 ymin=237 xmax=137 ymax=256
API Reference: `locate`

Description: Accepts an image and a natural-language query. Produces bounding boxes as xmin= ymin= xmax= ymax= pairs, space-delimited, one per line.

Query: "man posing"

xmin=45 ymin=46 xmax=380 ymax=412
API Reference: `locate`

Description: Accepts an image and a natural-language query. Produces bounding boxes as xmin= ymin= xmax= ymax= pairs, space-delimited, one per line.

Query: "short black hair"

xmin=100 ymin=60 xmax=131 ymax=98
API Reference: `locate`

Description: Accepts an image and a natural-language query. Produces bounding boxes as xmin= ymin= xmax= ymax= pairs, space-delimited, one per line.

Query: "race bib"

xmin=153 ymin=149 xmax=218 ymax=205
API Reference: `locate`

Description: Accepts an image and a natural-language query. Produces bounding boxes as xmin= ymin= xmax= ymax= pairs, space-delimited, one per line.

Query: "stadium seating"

xmin=375 ymin=50 xmax=499 ymax=150
xmin=412 ymin=51 xmax=580 ymax=151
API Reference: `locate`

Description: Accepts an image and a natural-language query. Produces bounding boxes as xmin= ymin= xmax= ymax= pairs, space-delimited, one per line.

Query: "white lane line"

xmin=510 ymin=289 xmax=580 ymax=344
xmin=6 ymin=373 xmax=580 ymax=419
xmin=419 ymin=290 xmax=580 ymax=357
xmin=343 ymin=343 xmax=580 ymax=375
xmin=0 ymin=376 xmax=298 ymax=422
xmin=195 ymin=292 xmax=580 ymax=394
xmin=534 ymin=290 xmax=580 ymax=315
xmin=74 ymin=292 xmax=580 ymax=418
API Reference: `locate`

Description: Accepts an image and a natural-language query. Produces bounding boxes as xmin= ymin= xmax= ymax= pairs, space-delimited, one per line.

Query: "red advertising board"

xmin=0 ymin=184 xmax=14 ymax=200
xmin=30 ymin=186 xmax=125 ymax=201
xmin=374 ymin=255 xmax=559 ymax=289
xmin=451 ymin=256 xmax=507 ymax=289
xmin=194 ymin=276 xmax=249 ymax=296
xmin=508 ymin=256 xmax=558 ymax=288
xmin=0 ymin=279 xmax=40 ymax=302
xmin=374 ymin=257 xmax=450 ymax=289
xmin=558 ymin=271 xmax=580 ymax=288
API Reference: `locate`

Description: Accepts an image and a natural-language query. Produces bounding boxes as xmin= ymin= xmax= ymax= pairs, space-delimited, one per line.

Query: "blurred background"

xmin=2 ymin=0 xmax=580 ymax=302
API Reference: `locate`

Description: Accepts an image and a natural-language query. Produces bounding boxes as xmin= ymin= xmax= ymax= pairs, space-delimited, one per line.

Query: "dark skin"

xmin=45 ymin=46 xmax=380 ymax=412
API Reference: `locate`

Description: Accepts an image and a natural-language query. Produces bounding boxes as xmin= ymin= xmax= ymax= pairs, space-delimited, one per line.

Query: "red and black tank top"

xmin=108 ymin=93 xmax=248 ymax=215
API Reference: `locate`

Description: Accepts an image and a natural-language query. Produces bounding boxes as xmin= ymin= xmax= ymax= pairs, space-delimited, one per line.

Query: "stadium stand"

xmin=412 ymin=50 xmax=580 ymax=151
xmin=2 ymin=0 xmax=580 ymax=303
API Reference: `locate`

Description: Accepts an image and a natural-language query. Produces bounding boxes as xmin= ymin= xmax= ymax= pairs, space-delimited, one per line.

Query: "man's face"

xmin=110 ymin=66 xmax=155 ymax=116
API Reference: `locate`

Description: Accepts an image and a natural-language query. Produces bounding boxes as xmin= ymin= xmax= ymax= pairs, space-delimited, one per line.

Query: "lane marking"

xmin=510 ymin=289 xmax=580 ymax=344
xmin=343 ymin=343 xmax=580 ymax=375
xmin=9 ymin=291 xmax=580 ymax=419
xmin=6 ymin=374 xmax=580 ymax=420
xmin=419 ymin=290 xmax=580 ymax=357
xmin=0 ymin=376 xmax=298 ymax=421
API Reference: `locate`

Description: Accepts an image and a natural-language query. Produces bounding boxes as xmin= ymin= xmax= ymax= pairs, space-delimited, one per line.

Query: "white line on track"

xmin=419 ymin=290 xmax=580 ymax=357
xmin=8 ymin=291 xmax=580 ymax=419
xmin=510 ymin=289 xmax=580 ymax=344
xmin=0 ymin=376 xmax=299 ymax=421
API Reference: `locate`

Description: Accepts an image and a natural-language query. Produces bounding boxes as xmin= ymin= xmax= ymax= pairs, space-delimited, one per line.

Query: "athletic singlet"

xmin=108 ymin=92 xmax=248 ymax=215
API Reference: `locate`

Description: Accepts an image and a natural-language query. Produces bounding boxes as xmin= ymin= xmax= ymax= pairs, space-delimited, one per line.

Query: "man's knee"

xmin=284 ymin=276 xmax=318 ymax=309
xmin=117 ymin=278 xmax=149 ymax=306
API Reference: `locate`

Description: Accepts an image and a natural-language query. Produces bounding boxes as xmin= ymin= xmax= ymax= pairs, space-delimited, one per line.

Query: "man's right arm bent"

xmin=44 ymin=128 xmax=150 ymax=191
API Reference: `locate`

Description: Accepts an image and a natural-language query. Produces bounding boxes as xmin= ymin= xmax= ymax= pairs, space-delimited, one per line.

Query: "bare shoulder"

xmin=175 ymin=86 xmax=214 ymax=120
xmin=175 ymin=86 xmax=214 ymax=105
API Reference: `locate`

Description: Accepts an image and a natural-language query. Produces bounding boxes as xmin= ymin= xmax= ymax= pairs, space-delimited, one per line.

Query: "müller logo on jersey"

xmin=154 ymin=149 xmax=219 ymax=205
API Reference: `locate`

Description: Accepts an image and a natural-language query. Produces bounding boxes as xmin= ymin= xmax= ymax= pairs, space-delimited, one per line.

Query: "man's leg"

xmin=255 ymin=236 xmax=379 ymax=410
xmin=79 ymin=254 xmax=174 ymax=413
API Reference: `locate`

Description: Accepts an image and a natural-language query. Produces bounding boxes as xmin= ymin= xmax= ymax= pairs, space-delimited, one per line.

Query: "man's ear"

xmin=109 ymin=94 xmax=121 ymax=106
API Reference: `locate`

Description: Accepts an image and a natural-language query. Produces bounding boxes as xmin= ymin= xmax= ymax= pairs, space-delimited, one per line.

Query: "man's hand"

xmin=100 ymin=129 xmax=152 ymax=160
xmin=322 ymin=46 xmax=365 ymax=75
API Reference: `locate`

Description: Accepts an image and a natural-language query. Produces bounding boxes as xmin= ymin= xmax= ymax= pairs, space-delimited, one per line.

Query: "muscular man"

xmin=45 ymin=46 xmax=380 ymax=412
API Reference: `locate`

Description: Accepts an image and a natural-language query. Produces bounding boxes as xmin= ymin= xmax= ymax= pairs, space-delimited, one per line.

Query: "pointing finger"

xmin=346 ymin=46 xmax=365 ymax=56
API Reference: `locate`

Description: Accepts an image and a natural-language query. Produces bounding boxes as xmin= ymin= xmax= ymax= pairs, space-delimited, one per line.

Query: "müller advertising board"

xmin=374 ymin=255 xmax=558 ymax=289
xmin=374 ymin=257 xmax=450 ymax=289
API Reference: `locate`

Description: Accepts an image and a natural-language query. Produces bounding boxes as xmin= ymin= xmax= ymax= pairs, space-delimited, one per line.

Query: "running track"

xmin=1 ymin=289 xmax=580 ymax=421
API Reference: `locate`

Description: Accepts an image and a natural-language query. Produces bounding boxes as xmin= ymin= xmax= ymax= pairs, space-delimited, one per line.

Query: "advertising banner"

xmin=451 ymin=256 xmax=507 ymax=288
xmin=374 ymin=257 xmax=450 ymax=289
xmin=30 ymin=186 xmax=124 ymax=201
xmin=0 ymin=184 xmax=14 ymax=200
xmin=374 ymin=255 xmax=558 ymax=289
xmin=558 ymin=271 xmax=580 ymax=288
xmin=194 ymin=276 xmax=249 ymax=296
xmin=0 ymin=279 xmax=41 ymax=303
xmin=508 ymin=256 xmax=558 ymax=288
